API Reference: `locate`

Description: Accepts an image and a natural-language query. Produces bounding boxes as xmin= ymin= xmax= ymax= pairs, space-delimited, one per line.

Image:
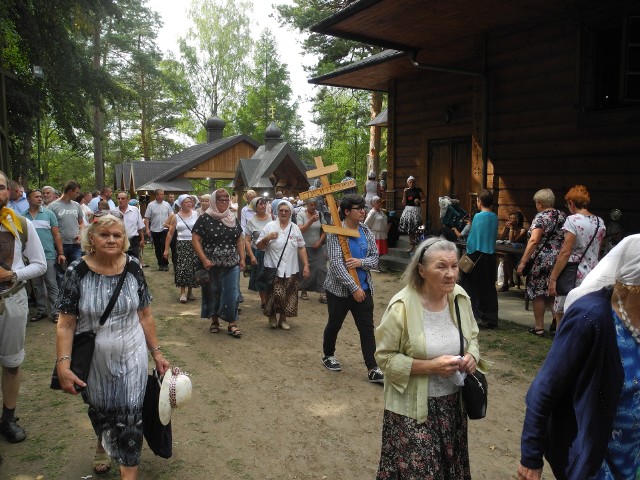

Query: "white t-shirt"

xmin=144 ymin=201 xmax=173 ymax=232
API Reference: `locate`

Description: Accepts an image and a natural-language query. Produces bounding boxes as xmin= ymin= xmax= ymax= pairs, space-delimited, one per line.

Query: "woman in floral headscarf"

xmin=192 ymin=189 xmax=245 ymax=337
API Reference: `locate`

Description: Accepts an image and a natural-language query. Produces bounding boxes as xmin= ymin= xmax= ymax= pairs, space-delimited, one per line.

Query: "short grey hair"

xmin=402 ymin=237 xmax=459 ymax=291
xmin=533 ymin=188 xmax=555 ymax=208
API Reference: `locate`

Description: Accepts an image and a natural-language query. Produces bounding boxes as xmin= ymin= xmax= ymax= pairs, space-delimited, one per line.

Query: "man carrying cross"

xmin=321 ymin=194 xmax=384 ymax=384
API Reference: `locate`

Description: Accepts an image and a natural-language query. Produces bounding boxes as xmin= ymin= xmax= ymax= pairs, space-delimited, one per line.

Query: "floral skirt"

xmin=399 ymin=206 xmax=422 ymax=235
xmin=376 ymin=392 xmax=471 ymax=480
xmin=174 ymin=240 xmax=199 ymax=288
xmin=264 ymin=274 xmax=299 ymax=317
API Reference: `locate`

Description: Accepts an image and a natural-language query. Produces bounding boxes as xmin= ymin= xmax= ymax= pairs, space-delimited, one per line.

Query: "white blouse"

xmin=258 ymin=221 xmax=306 ymax=278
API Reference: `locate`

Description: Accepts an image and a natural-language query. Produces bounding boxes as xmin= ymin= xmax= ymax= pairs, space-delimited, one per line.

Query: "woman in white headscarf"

xmin=518 ymin=234 xmax=640 ymax=480
xmin=163 ymin=194 xmax=199 ymax=303
xmin=192 ymin=189 xmax=245 ymax=337
xmin=257 ymin=200 xmax=309 ymax=330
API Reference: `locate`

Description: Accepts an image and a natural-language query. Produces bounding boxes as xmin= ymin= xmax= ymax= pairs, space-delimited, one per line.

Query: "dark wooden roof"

xmin=234 ymin=142 xmax=310 ymax=191
xmin=310 ymin=0 xmax=577 ymax=89
xmin=152 ymin=134 xmax=259 ymax=182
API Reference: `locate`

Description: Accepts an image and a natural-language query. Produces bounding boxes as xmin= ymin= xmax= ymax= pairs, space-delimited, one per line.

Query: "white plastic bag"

xmin=497 ymin=259 xmax=505 ymax=287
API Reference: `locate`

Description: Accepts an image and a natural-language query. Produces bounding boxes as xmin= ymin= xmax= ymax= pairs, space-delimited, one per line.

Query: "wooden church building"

xmin=310 ymin=0 xmax=640 ymax=232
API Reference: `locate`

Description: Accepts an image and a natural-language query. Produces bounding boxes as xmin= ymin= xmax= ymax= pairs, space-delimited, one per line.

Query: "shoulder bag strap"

xmin=275 ymin=226 xmax=293 ymax=270
xmin=576 ymin=216 xmax=600 ymax=265
xmin=530 ymin=209 xmax=560 ymax=265
xmin=98 ymin=255 xmax=130 ymax=327
xmin=455 ymin=296 xmax=464 ymax=357
xmin=177 ymin=214 xmax=192 ymax=232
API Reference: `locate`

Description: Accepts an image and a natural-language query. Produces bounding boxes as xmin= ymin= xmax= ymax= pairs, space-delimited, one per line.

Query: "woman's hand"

xmin=250 ymin=256 xmax=258 ymax=266
xmin=152 ymin=351 xmax=170 ymax=376
xmin=57 ymin=364 xmax=86 ymax=395
xmin=201 ymin=258 xmax=214 ymax=269
xmin=432 ymin=355 xmax=462 ymax=377
xmin=312 ymin=241 xmax=322 ymax=249
xmin=517 ymin=464 xmax=542 ymax=480
xmin=163 ymin=249 xmax=169 ymax=259
xmin=269 ymin=231 xmax=278 ymax=241
xmin=458 ymin=353 xmax=477 ymax=374
xmin=548 ymin=278 xmax=557 ymax=296
xmin=516 ymin=261 xmax=526 ymax=275
xmin=302 ymin=264 xmax=310 ymax=279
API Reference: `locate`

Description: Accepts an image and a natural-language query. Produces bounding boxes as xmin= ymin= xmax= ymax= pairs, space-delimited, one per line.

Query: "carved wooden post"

xmin=299 ymin=156 xmax=361 ymax=287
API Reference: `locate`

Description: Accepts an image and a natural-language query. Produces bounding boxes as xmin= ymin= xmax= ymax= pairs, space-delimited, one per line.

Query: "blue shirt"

xmin=88 ymin=196 xmax=116 ymax=212
xmin=8 ymin=196 xmax=29 ymax=215
xmin=466 ymin=211 xmax=498 ymax=254
xmin=348 ymin=226 xmax=369 ymax=291
xmin=23 ymin=207 xmax=58 ymax=260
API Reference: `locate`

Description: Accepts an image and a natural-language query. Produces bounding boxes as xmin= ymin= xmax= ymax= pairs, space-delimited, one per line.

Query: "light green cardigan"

xmin=374 ymin=284 xmax=485 ymax=424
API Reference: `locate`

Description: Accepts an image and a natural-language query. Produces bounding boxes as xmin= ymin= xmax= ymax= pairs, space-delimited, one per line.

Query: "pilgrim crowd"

xmin=1 ymin=170 xmax=638 ymax=480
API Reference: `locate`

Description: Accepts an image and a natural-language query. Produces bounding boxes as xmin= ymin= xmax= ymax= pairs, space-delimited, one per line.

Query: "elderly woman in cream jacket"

xmin=374 ymin=237 xmax=484 ymax=480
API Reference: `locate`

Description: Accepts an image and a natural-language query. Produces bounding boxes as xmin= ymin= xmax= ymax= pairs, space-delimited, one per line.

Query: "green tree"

xmin=229 ymin=30 xmax=304 ymax=148
xmin=275 ymin=0 xmax=386 ymax=177
xmin=178 ymin=0 xmax=253 ymax=130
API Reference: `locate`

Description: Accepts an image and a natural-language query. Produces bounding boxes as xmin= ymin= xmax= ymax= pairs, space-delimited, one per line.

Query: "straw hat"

xmin=159 ymin=367 xmax=192 ymax=426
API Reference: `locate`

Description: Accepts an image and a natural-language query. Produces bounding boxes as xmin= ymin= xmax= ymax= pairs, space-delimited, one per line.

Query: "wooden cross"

xmin=299 ymin=156 xmax=361 ymax=287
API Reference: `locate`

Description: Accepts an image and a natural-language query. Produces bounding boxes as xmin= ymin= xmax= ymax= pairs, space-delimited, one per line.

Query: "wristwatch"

xmin=10 ymin=271 xmax=17 ymax=283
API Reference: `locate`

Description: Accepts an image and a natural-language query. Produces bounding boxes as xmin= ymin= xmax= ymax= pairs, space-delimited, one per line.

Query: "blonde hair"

xmin=82 ymin=214 xmax=129 ymax=253
xmin=533 ymin=188 xmax=555 ymax=208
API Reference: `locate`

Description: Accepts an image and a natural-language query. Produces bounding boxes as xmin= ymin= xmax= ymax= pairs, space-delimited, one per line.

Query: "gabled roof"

xmin=152 ymin=134 xmax=260 ymax=183
xmin=130 ymin=161 xmax=182 ymax=191
xmin=234 ymin=142 xmax=310 ymax=191
xmin=136 ymin=179 xmax=194 ymax=193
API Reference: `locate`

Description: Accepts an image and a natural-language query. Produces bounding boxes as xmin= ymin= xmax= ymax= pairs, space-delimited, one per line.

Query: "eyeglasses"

xmin=348 ymin=206 xmax=366 ymax=211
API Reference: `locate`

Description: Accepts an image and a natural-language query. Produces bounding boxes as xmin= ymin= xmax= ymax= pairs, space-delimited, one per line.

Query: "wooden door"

xmin=426 ymin=137 xmax=471 ymax=231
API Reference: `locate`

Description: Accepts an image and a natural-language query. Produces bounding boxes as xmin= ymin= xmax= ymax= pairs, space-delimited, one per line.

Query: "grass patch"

xmin=480 ymin=319 xmax=552 ymax=376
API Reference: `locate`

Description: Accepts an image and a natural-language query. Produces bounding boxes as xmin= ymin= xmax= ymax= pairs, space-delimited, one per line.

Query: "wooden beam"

xmin=306 ymin=164 xmax=338 ymax=178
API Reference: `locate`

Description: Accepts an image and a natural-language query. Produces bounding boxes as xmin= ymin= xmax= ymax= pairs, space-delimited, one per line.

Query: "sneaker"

xmin=0 ymin=418 xmax=26 ymax=443
xmin=367 ymin=367 xmax=384 ymax=384
xmin=269 ymin=316 xmax=277 ymax=329
xmin=322 ymin=355 xmax=342 ymax=372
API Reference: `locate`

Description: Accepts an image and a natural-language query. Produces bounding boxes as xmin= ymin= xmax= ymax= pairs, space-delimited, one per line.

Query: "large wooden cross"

xmin=299 ymin=156 xmax=361 ymax=287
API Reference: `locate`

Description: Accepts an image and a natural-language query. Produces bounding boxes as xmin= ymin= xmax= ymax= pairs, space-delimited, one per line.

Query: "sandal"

xmin=319 ymin=294 xmax=327 ymax=304
xmin=93 ymin=450 xmax=111 ymax=475
xmin=187 ymin=294 xmax=196 ymax=301
xmin=528 ymin=327 xmax=545 ymax=337
xmin=227 ymin=324 xmax=243 ymax=338
xmin=300 ymin=290 xmax=309 ymax=300
xmin=29 ymin=312 xmax=48 ymax=322
xmin=179 ymin=294 xmax=187 ymax=303
xmin=209 ymin=320 xmax=220 ymax=334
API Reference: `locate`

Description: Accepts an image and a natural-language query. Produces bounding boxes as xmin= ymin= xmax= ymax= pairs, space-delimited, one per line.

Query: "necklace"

xmin=615 ymin=289 xmax=640 ymax=344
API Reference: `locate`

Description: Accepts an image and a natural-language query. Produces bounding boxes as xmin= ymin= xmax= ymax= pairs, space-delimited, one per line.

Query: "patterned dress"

xmin=174 ymin=211 xmax=199 ymax=288
xmin=56 ymin=256 xmax=151 ymax=467
xmin=526 ymin=209 xmax=567 ymax=299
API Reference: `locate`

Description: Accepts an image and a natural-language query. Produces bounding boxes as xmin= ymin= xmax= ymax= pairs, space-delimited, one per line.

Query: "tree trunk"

xmin=367 ymin=90 xmax=382 ymax=175
xmin=92 ymin=18 xmax=104 ymax=189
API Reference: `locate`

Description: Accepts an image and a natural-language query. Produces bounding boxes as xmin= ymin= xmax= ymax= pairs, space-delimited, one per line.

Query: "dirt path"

xmin=1 ymin=267 xmax=555 ymax=479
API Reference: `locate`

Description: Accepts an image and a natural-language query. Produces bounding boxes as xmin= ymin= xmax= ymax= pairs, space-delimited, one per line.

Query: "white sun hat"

xmin=159 ymin=367 xmax=192 ymax=426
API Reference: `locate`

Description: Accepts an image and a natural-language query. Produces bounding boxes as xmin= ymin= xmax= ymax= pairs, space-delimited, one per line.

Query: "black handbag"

xmin=257 ymin=226 xmax=292 ymax=284
xmin=455 ymin=297 xmax=488 ymax=420
xmin=50 ymin=256 xmax=129 ymax=391
xmin=555 ymin=217 xmax=599 ymax=296
xmin=143 ymin=369 xmax=172 ymax=458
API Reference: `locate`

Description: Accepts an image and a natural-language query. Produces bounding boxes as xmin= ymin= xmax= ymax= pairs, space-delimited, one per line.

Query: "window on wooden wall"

xmin=579 ymin=13 xmax=640 ymax=110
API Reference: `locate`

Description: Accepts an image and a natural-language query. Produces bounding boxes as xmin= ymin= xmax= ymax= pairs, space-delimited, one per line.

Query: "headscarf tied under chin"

xmin=565 ymin=234 xmax=640 ymax=311
xmin=276 ymin=200 xmax=293 ymax=224
xmin=206 ymin=189 xmax=237 ymax=228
